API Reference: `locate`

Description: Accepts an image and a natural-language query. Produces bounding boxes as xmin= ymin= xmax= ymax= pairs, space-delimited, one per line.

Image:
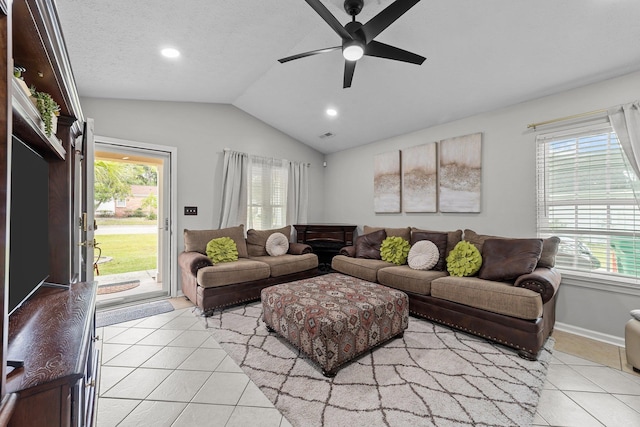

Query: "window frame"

xmin=535 ymin=120 xmax=640 ymax=289
xmin=247 ymin=156 xmax=288 ymax=230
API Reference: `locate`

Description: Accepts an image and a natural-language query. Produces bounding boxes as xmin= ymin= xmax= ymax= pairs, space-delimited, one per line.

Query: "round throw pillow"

xmin=380 ymin=236 xmax=411 ymax=265
xmin=408 ymin=240 xmax=439 ymax=270
xmin=206 ymin=236 xmax=239 ymax=264
xmin=446 ymin=241 xmax=482 ymax=277
xmin=266 ymin=232 xmax=289 ymax=256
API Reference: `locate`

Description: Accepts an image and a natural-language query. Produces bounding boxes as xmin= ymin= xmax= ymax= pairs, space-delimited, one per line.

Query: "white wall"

xmin=81 ymin=71 xmax=640 ymax=342
xmin=80 ymin=98 xmax=326 ymax=254
xmin=323 ymin=70 xmax=640 ymax=343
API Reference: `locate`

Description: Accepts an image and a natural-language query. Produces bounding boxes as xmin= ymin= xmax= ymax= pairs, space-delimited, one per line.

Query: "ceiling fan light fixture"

xmin=343 ymin=40 xmax=364 ymax=61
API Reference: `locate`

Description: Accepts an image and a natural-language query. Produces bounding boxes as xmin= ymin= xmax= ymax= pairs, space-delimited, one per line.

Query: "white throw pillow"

xmin=408 ymin=240 xmax=439 ymax=270
xmin=266 ymin=232 xmax=289 ymax=256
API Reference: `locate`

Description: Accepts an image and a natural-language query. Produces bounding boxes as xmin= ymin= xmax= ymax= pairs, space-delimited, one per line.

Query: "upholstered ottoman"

xmin=261 ymin=273 xmax=409 ymax=377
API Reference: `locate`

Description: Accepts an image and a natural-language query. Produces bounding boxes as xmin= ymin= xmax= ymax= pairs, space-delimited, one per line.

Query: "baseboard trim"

xmin=555 ymin=322 xmax=625 ymax=348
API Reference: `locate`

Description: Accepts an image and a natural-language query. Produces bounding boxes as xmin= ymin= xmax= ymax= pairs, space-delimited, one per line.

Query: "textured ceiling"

xmin=55 ymin=0 xmax=640 ymax=154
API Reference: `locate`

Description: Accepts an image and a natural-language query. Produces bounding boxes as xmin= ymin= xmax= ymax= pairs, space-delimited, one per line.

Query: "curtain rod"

xmin=222 ymin=148 xmax=310 ymax=166
xmin=527 ymin=108 xmax=608 ymax=130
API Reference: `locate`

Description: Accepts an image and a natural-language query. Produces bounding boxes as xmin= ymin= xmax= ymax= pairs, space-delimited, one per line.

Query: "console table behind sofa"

xmin=294 ymin=224 xmax=357 ymax=270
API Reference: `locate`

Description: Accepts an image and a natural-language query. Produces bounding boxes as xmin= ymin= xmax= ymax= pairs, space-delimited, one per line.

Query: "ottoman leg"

xmin=322 ymin=368 xmax=336 ymax=378
xmin=266 ymin=324 xmax=275 ymax=333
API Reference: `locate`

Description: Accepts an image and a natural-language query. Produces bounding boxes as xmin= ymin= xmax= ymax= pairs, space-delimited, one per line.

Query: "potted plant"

xmin=13 ymin=66 xmax=32 ymax=97
xmin=29 ymin=86 xmax=60 ymax=137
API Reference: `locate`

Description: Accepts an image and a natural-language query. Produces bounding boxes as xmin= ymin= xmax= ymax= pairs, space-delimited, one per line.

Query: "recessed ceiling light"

xmin=326 ymin=108 xmax=337 ymax=117
xmin=161 ymin=48 xmax=180 ymax=58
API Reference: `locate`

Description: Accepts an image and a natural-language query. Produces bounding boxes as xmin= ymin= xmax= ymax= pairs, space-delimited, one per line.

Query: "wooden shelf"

xmin=12 ymin=0 xmax=83 ymax=122
xmin=11 ymin=77 xmax=65 ymax=160
xmin=6 ymin=282 xmax=98 ymax=426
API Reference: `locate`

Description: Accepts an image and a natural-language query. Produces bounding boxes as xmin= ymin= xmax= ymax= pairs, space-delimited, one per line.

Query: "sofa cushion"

xmin=463 ymin=229 xmax=495 ymax=252
xmin=446 ymin=241 xmax=482 ymax=277
xmin=266 ymin=232 xmax=289 ymax=256
xmin=464 ymin=229 xmax=558 ymax=269
xmin=331 ymin=254 xmax=393 ymax=283
xmin=411 ymin=231 xmax=448 ymax=271
xmin=196 ymin=258 xmax=270 ymax=288
xmin=249 ymin=253 xmax=318 ymax=277
xmin=363 ymin=225 xmax=411 ymax=242
xmin=206 ymin=237 xmax=239 ymax=264
xmin=246 ymin=226 xmax=291 ymax=257
xmin=380 ymin=236 xmax=411 ymax=265
xmin=412 ymin=228 xmax=462 ymax=259
xmin=184 ymin=225 xmax=248 ymax=258
xmin=355 ymin=228 xmax=387 ymax=259
xmin=378 ymin=265 xmax=446 ymax=295
xmin=537 ymin=236 xmax=560 ymax=268
xmin=478 ymin=238 xmax=543 ymax=281
xmin=431 ymin=276 xmax=543 ymax=320
xmin=408 ymin=240 xmax=440 ymax=270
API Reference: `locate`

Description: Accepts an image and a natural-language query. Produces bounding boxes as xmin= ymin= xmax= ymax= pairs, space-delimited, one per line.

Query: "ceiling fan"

xmin=279 ymin=0 xmax=426 ymax=88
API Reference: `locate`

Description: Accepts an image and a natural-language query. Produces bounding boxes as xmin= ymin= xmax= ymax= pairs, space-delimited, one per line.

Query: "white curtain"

xmin=218 ymin=150 xmax=248 ymax=228
xmin=286 ymin=160 xmax=309 ymax=225
xmin=609 ymin=101 xmax=640 ymax=179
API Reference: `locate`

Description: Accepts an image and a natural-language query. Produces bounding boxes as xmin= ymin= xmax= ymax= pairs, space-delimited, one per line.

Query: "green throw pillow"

xmin=380 ymin=236 xmax=411 ymax=265
xmin=206 ymin=237 xmax=239 ymax=264
xmin=446 ymin=241 xmax=482 ymax=277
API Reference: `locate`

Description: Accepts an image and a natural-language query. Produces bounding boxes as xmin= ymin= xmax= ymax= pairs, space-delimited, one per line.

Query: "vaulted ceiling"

xmin=55 ymin=0 xmax=640 ymax=154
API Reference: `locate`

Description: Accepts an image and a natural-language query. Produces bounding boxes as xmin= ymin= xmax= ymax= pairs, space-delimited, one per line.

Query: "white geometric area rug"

xmin=196 ymin=302 xmax=554 ymax=427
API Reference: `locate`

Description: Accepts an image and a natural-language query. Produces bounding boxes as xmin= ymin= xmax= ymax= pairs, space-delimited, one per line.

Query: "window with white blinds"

xmin=536 ymin=122 xmax=640 ymax=281
xmin=247 ymin=156 xmax=288 ymax=230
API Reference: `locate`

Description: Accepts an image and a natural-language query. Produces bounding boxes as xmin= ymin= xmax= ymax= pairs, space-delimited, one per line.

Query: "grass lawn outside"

xmin=96 ymin=217 xmax=157 ymax=226
xmin=95 ymin=233 xmax=157 ymax=275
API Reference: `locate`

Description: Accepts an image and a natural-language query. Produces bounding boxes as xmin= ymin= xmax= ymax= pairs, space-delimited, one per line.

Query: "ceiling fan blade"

xmin=278 ymin=46 xmax=341 ymax=63
xmin=360 ymin=0 xmax=422 ymax=43
xmin=305 ymin=0 xmax=353 ymax=40
xmin=365 ymin=40 xmax=425 ymax=65
xmin=343 ymin=60 xmax=356 ymax=88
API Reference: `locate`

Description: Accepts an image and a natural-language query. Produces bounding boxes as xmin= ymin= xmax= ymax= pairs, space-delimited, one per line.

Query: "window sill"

xmin=557 ymin=268 xmax=640 ymax=296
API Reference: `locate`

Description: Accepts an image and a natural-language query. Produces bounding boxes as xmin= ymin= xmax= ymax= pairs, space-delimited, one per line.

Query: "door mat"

xmin=97 ymin=280 xmax=140 ymax=295
xmin=96 ymin=300 xmax=174 ymax=328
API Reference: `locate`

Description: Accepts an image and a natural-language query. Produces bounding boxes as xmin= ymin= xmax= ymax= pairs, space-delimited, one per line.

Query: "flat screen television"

xmin=8 ymin=136 xmax=50 ymax=315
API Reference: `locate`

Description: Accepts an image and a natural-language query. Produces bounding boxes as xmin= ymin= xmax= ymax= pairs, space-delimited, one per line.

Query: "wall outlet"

xmin=184 ymin=206 xmax=198 ymax=215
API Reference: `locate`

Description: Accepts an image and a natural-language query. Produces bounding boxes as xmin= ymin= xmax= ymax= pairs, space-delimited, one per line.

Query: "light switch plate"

xmin=184 ymin=206 xmax=198 ymax=215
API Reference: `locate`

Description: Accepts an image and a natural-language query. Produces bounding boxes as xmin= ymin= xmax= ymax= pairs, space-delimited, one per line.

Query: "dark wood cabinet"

xmin=1 ymin=0 xmax=90 ymax=424
xmin=6 ymin=282 xmax=98 ymax=427
xmin=294 ymin=224 xmax=357 ymax=270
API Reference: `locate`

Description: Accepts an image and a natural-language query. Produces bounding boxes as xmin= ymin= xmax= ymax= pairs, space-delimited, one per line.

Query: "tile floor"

xmin=96 ymin=298 xmax=640 ymax=427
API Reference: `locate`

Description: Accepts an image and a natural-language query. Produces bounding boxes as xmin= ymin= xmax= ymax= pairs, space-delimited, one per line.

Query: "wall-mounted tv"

xmin=9 ymin=136 xmax=50 ymax=315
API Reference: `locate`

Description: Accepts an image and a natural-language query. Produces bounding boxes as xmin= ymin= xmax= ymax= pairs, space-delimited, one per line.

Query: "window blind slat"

xmin=536 ymin=125 xmax=640 ymax=280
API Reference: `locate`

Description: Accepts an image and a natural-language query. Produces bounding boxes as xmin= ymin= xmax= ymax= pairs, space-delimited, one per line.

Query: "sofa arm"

xmin=288 ymin=242 xmax=313 ymax=255
xmin=339 ymin=246 xmax=356 ymax=257
xmin=514 ymin=267 xmax=561 ymax=304
xmin=178 ymin=251 xmax=213 ymax=276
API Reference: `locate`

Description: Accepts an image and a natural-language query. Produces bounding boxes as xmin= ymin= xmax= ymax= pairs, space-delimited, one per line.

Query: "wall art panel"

xmin=402 ymin=142 xmax=437 ymax=212
xmin=439 ymin=132 xmax=482 ymax=213
xmin=374 ymin=150 xmax=401 ymax=213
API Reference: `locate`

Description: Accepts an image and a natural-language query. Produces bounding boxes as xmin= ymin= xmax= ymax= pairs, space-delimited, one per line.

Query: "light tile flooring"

xmin=96 ymin=298 xmax=640 ymax=427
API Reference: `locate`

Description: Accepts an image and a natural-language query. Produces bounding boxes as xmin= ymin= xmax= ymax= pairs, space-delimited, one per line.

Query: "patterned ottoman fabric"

xmin=261 ymin=273 xmax=409 ymax=376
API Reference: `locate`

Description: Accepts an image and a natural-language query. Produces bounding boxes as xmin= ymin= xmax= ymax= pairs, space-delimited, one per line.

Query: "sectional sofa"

xmin=178 ymin=225 xmax=319 ymax=314
xmin=331 ymin=226 xmax=561 ymax=360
